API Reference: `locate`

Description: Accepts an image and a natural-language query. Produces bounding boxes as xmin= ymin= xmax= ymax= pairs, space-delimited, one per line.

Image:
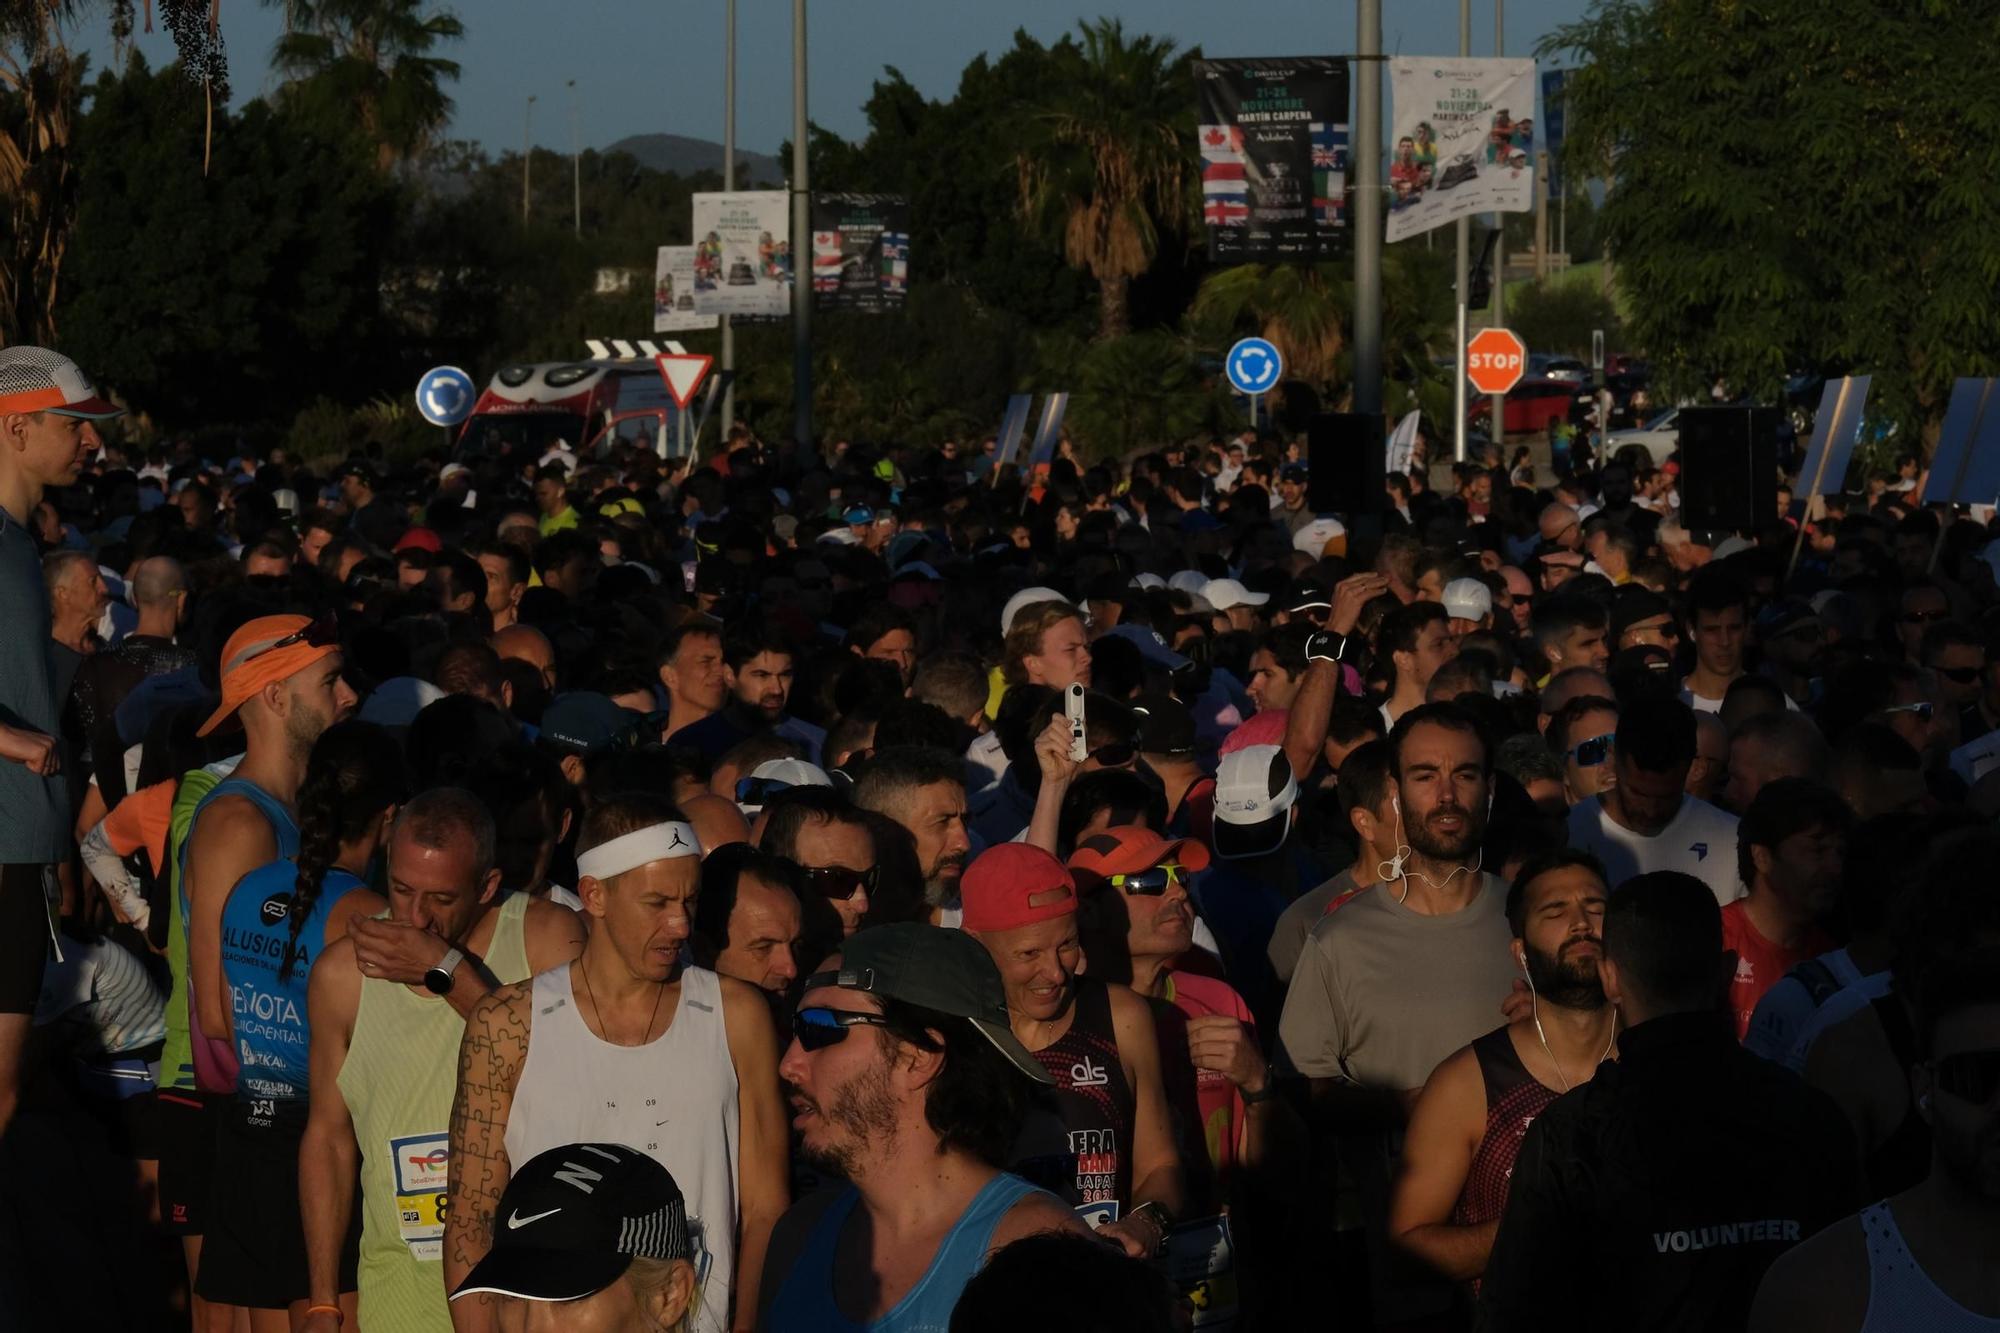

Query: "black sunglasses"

xmin=801 ymin=864 xmax=878 ymax=902
xmin=1933 ymin=1048 xmax=2000 ymax=1105
xmin=1935 ymin=665 xmax=1983 ymax=685
xmin=1089 ymin=743 xmax=1137 ymax=768
xmin=1901 ymin=609 xmax=1949 ymax=625
xmin=736 ymin=775 xmax=798 ymax=806
xmin=792 ymin=1005 xmax=939 ymax=1052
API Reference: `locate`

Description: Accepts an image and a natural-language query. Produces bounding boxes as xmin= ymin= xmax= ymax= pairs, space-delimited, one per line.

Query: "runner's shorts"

xmin=196 ymin=1099 xmax=360 ymax=1309
xmin=0 ymin=863 xmax=51 ymax=1013
xmin=153 ymin=1087 xmax=225 ymax=1236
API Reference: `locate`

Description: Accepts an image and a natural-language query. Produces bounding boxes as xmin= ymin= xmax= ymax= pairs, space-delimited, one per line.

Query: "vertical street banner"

xmin=653 ymin=246 xmax=719 ymax=333
xmin=689 ymin=192 xmax=794 ymax=317
xmin=1386 ymin=57 xmax=1538 ymax=243
xmin=810 ymin=194 xmax=911 ymax=313
xmin=1194 ymin=57 xmax=1350 ymax=263
xmin=1540 ymin=68 xmax=1570 ymax=198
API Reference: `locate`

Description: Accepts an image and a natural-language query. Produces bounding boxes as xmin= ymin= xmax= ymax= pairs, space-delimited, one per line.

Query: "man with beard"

xmin=1749 ymin=946 xmax=2000 ymax=1332
xmin=1722 ymin=779 xmax=1852 ymax=1039
xmin=444 ymin=794 xmax=789 ymax=1333
xmin=671 ymin=620 xmax=825 ymax=765
xmin=758 ymin=924 xmax=1087 ymax=1328
xmin=174 ymin=614 xmax=357 ymax=1323
xmin=1389 ymin=851 xmax=1619 ymax=1285
xmin=961 ymin=843 xmax=1188 ymax=1258
xmin=851 ymin=747 xmax=971 ymax=926
xmin=1278 ymin=702 xmax=1519 ymax=1326
xmin=1567 ymin=698 xmax=1742 ymax=907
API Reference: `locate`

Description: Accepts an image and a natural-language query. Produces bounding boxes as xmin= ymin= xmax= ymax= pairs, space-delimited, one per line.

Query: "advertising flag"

xmin=1194 ymin=57 xmax=1350 ymax=263
xmin=653 ymin=246 xmax=718 ymax=333
xmin=1386 ymin=57 xmax=1538 ymax=243
xmin=690 ymin=192 xmax=794 ymax=317
xmin=810 ymin=194 xmax=911 ymax=313
xmin=1541 ymin=68 xmax=1570 ymax=197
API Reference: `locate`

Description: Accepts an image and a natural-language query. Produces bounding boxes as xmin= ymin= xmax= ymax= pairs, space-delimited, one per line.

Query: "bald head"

xmin=1540 ymin=666 xmax=1614 ymax=725
xmin=131 ymin=555 xmax=187 ymax=608
xmin=1539 ymin=503 xmax=1582 ymax=549
xmin=491 ymin=623 xmax=555 ymax=685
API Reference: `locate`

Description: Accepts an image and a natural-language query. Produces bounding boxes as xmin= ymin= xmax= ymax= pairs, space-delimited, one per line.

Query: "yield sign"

xmin=654 ymin=353 xmax=713 ymax=410
xmin=1466 ymin=327 xmax=1527 ymax=395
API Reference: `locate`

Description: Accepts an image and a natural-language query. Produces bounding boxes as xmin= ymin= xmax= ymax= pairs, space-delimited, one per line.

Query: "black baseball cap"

xmin=1132 ymin=692 xmax=1196 ymax=757
xmin=1284 ymin=578 xmax=1333 ymax=614
xmin=450 ymin=1143 xmax=691 ymax=1304
xmin=804 ymin=923 xmax=1055 ymax=1086
xmin=540 ymin=691 xmax=643 ymax=755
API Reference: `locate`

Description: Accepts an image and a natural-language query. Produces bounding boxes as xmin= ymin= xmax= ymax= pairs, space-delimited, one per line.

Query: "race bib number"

xmin=389 ymin=1131 xmax=451 ymax=1261
xmin=1075 ymin=1199 xmax=1121 ymax=1231
xmin=1163 ymin=1215 xmax=1238 ymax=1330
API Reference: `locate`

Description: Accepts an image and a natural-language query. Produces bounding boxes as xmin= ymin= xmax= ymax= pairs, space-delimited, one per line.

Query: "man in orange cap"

xmin=1068 ymin=825 xmax=1297 ymax=1198
xmin=174 ymin=612 xmax=355 ymax=1318
xmin=959 ymin=842 xmax=1186 ymax=1260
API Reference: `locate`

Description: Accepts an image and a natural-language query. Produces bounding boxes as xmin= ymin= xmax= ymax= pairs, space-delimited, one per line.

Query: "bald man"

xmin=1538 ymin=503 xmax=1584 ymax=552
xmin=491 ymin=623 xmax=556 ymax=693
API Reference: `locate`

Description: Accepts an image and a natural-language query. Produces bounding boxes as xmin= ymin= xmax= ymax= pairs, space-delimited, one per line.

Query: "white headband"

xmin=575 ymin=822 xmax=702 ymax=882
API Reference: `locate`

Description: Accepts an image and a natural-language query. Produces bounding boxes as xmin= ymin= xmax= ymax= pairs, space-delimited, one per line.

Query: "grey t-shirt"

xmin=1267 ymin=869 xmax=1360 ymax=989
xmin=1277 ymin=871 xmax=1516 ymax=1091
xmin=0 ymin=508 xmax=68 ymax=864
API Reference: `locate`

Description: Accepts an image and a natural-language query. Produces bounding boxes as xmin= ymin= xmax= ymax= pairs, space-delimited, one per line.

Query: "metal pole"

xmin=1352 ymin=0 xmax=1383 ymax=418
xmin=569 ymin=81 xmax=580 ymax=239
xmin=1452 ymin=0 xmax=1470 ymax=464
xmin=522 ymin=95 xmax=536 ymax=226
xmin=1488 ymin=0 xmax=1506 ymax=451
xmin=790 ymin=0 xmax=812 ymax=454
xmin=721 ymin=0 xmax=737 ymax=435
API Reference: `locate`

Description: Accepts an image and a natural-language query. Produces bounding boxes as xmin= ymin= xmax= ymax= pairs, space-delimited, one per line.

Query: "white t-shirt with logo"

xmin=1566 ymin=793 xmax=1743 ymax=905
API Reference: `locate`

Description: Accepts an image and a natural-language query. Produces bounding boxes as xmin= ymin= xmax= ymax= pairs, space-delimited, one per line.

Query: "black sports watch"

xmin=423 ymin=947 xmax=464 ymax=996
xmin=1305 ymin=630 xmax=1347 ymax=664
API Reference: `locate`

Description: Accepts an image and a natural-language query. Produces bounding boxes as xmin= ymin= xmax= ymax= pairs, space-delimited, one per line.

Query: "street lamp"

xmin=523 ymin=94 xmax=537 ymax=226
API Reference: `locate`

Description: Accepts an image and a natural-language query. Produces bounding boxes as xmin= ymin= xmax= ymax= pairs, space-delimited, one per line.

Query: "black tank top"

xmin=1866 ymin=994 xmax=1932 ymax=1199
xmin=1454 ymin=1025 xmax=1559 ymax=1229
xmin=1007 ymin=978 xmax=1137 ymax=1227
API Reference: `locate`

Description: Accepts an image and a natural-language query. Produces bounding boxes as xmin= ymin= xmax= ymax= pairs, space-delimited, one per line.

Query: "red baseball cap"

xmin=960 ymin=843 xmax=1077 ymax=932
xmin=394 ymin=527 xmax=443 ymax=555
xmin=1066 ymin=825 xmax=1211 ymax=888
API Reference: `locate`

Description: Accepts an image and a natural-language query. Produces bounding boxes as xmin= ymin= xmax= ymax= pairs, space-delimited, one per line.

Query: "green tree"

xmin=0 ymin=0 xmax=86 ymax=344
xmin=1191 ymin=262 xmax=1349 ymax=388
xmin=1013 ymin=19 xmax=1195 ymax=340
xmin=266 ymin=0 xmax=463 ymax=170
xmin=1544 ymin=0 xmax=2000 ymax=443
xmin=1509 ymin=275 xmax=1616 ymax=358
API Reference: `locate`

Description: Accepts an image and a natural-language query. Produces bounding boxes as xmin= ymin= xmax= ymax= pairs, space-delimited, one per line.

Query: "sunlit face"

xmin=1393 ymin=720 xmax=1489 ymax=860
xmin=779 ymin=962 xmax=902 ymax=1176
xmin=582 ymin=856 xmax=700 ymax=984
xmin=903 ymin=781 xmax=970 ymax=902
xmin=1562 ymin=708 xmax=1619 ymax=801
xmin=788 ymin=817 xmax=875 ymax=936
xmin=279 ymin=651 xmax=358 ymax=757
xmin=731 ymin=650 xmax=794 ymax=721
xmin=1247 ymin=649 xmax=1300 ymax=713
xmin=386 ymin=826 xmax=499 ymax=942
xmin=973 ymin=915 xmax=1081 ymax=1025
xmin=512 ymin=1265 xmax=696 ymax=1333
xmin=4 ymin=410 xmax=95 ymax=489
xmin=715 ymin=874 xmax=803 ymax=996
xmin=1692 ymin=604 xmax=1748 ymax=677
xmin=1398 ymin=620 xmax=1459 ymax=693
xmin=477 ymin=553 xmax=518 ymax=618
xmin=299 ymin=526 xmax=334 ymax=568
xmin=1115 ymin=862 xmax=1195 ymax=961
xmin=664 ymin=631 xmax=728 ymax=714
xmin=863 ymin=629 xmax=917 ymax=686
xmin=1517 ymin=865 xmax=1608 ymax=1006
xmin=1023 ymin=616 xmax=1092 ymax=689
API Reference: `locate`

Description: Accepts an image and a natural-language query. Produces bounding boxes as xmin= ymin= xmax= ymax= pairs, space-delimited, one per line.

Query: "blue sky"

xmin=89 ymin=0 xmax=1599 ymax=157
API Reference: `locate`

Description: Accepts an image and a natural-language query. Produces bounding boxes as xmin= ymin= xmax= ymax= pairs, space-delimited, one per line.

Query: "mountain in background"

xmin=603 ymin=133 xmax=784 ymax=185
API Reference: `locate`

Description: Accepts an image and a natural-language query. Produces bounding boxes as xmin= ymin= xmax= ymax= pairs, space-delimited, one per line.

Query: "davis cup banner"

xmin=1195 ymin=57 xmax=1350 ymax=263
xmin=653 ymin=246 xmax=718 ymax=333
xmin=1386 ymin=57 xmax=1538 ymax=243
xmin=811 ymin=194 xmax=911 ymax=313
xmin=690 ymin=191 xmax=794 ymax=317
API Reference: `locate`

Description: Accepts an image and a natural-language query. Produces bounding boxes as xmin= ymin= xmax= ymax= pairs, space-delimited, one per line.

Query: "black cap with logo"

xmin=449 ymin=1143 xmax=691 ymax=1304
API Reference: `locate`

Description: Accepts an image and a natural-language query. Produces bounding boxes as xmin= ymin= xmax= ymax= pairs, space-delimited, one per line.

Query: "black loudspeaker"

xmin=1307 ymin=412 xmax=1386 ymax=515
xmin=1676 ymin=406 xmax=1778 ymax=532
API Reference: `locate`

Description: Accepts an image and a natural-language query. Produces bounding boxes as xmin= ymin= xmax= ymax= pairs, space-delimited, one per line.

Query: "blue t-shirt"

xmin=219 ymin=859 xmax=364 ymax=1104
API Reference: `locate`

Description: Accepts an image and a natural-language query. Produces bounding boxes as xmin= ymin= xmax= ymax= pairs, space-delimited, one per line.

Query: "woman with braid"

xmin=210 ymin=721 xmax=407 ymax=1329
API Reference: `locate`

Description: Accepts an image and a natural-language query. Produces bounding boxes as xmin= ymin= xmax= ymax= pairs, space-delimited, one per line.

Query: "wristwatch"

xmin=1305 ymin=630 xmax=1347 ymax=664
xmin=1128 ymin=1201 xmax=1175 ymax=1254
xmin=424 ymin=947 xmax=464 ymax=996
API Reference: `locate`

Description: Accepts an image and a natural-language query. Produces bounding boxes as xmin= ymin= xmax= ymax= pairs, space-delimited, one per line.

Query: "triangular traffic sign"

xmin=654 ymin=353 xmax=714 ymax=410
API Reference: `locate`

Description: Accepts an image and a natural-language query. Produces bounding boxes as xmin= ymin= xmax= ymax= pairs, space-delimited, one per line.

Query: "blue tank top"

xmin=218 ymin=859 xmax=364 ymax=1104
xmin=764 ymin=1172 xmax=1044 ymax=1333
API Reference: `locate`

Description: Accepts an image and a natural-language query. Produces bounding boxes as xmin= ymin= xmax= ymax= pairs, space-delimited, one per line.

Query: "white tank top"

xmin=505 ymin=963 xmax=741 ymax=1333
xmin=1860 ymin=1201 xmax=2000 ymax=1333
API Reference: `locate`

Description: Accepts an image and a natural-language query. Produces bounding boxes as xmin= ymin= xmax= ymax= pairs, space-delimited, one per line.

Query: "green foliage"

xmin=265 ymin=0 xmax=463 ymax=168
xmin=1031 ymin=329 xmax=1219 ymax=461
xmin=285 ymin=393 xmax=433 ymax=471
xmin=59 ymin=53 xmax=399 ymax=435
xmin=1508 ymin=274 xmax=1617 ymax=358
xmin=1542 ymin=0 xmax=2000 ymax=444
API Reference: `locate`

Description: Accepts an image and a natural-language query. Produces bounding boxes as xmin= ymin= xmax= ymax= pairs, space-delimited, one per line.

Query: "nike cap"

xmin=450 ymin=1143 xmax=692 ymax=1304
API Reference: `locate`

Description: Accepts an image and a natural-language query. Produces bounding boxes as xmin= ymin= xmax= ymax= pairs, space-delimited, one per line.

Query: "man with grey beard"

xmin=851 ymin=746 xmax=972 ymax=926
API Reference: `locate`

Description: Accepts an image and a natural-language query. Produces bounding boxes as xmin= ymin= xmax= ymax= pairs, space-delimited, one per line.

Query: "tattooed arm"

xmin=720 ymin=974 xmax=790 ymax=1333
xmin=301 ymin=938 xmax=362 ymax=1332
xmin=445 ymin=979 xmax=534 ymax=1333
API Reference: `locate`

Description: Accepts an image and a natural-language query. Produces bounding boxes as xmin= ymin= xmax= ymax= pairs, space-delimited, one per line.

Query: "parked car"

xmin=1468 ymin=379 xmax=1584 ymax=435
xmin=1529 ymin=354 xmax=1588 ymax=384
xmin=1605 ymin=407 xmax=1681 ymax=465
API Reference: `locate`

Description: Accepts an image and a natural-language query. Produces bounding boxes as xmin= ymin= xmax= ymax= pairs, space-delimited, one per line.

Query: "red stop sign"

xmin=1467 ymin=328 xmax=1527 ymax=395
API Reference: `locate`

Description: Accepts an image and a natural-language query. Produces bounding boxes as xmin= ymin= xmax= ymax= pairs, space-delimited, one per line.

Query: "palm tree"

xmin=1191 ymin=262 xmax=1352 ymax=390
xmin=1015 ymin=19 xmax=1194 ymax=341
xmin=266 ymin=0 xmax=463 ymax=171
xmin=0 ymin=0 xmax=85 ymax=344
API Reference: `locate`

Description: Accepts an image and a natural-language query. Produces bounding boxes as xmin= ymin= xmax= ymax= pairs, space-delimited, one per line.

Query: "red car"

xmin=1467 ymin=379 xmax=1582 ymax=434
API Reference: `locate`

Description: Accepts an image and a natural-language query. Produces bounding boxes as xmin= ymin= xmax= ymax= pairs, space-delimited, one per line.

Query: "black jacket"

xmin=1478 ymin=1012 xmax=1859 ymax=1333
